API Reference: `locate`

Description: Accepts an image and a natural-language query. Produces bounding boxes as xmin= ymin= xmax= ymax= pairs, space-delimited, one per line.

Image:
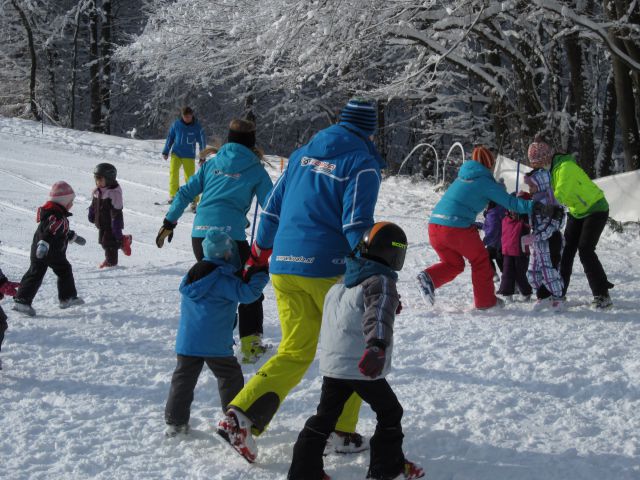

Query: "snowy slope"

xmin=1 ymin=117 xmax=639 ymax=480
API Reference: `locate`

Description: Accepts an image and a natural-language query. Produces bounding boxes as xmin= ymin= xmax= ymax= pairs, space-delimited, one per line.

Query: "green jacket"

xmin=550 ymin=154 xmax=608 ymax=219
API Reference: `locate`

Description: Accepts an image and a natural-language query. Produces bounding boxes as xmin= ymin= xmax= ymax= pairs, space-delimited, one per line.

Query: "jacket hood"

xmin=305 ymin=125 xmax=386 ymax=169
xmin=458 ymin=160 xmax=494 ymax=181
xmin=551 ymin=153 xmax=574 ymax=171
xmin=210 ymin=143 xmax=261 ymax=174
xmin=344 ymin=256 xmax=398 ymax=288
xmin=40 ymin=201 xmax=71 ymax=216
xmin=179 ymin=259 xmax=235 ymax=300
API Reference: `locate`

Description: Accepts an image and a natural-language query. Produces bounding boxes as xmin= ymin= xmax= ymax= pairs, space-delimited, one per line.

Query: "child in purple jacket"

xmin=497 ymin=192 xmax=533 ymax=302
xmin=523 ymin=169 xmax=565 ymax=310
xmin=481 ymin=201 xmax=506 ymax=280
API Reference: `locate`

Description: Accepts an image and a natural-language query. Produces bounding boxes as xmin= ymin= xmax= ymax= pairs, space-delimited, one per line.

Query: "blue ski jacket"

xmin=166 ymin=143 xmax=273 ymax=240
xmin=175 ymin=258 xmax=269 ymax=357
xmin=257 ymin=124 xmax=384 ymax=278
xmin=430 ymin=161 xmax=533 ymax=228
xmin=162 ymin=118 xmax=206 ymax=159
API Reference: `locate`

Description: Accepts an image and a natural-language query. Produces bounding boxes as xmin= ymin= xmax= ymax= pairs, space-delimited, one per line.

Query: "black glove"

xmin=358 ymin=344 xmax=386 ymax=378
xmin=69 ymin=232 xmax=86 ymax=246
xmin=243 ymin=265 xmax=269 ymax=282
xmin=533 ymin=202 xmax=564 ymax=220
xmin=156 ymin=218 xmax=176 ymax=248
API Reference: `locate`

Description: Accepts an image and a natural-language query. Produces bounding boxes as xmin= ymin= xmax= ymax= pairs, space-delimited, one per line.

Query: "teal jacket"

xmin=167 ymin=143 xmax=273 ymax=239
xmin=430 ymin=160 xmax=533 ymax=228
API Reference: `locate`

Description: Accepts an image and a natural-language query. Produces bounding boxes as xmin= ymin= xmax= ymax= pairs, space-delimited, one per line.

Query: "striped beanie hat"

xmin=48 ymin=181 xmax=75 ymax=209
xmin=339 ymin=98 xmax=377 ymax=137
xmin=527 ymin=140 xmax=553 ymax=168
xmin=471 ymin=146 xmax=495 ymax=170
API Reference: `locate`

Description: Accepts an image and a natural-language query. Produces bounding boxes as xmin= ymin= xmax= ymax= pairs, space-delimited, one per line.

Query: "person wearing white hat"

xmin=13 ymin=181 xmax=86 ymax=317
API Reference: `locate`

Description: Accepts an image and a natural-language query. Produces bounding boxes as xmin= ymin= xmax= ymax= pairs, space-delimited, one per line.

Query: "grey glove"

xmin=71 ymin=233 xmax=86 ymax=246
xmin=36 ymin=240 xmax=49 ymax=259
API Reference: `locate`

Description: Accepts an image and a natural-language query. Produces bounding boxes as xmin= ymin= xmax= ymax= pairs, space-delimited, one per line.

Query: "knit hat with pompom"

xmin=48 ymin=181 xmax=75 ymax=209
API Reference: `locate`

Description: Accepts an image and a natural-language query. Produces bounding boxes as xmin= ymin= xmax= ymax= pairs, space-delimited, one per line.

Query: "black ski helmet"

xmin=358 ymin=221 xmax=408 ymax=271
xmin=93 ymin=163 xmax=117 ymax=186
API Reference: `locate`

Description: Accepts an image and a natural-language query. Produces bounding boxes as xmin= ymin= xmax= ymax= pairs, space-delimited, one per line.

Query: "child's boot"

xmin=99 ymin=260 xmax=116 ymax=269
xmin=591 ymin=295 xmax=613 ymax=310
xmin=164 ymin=423 xmax=189 ymax=438
xmin=400 ymin=460 xmax=425 ymax=479
xmin=59 ymin=297 xmax=84 ymax=309
xmin=240 ymin=334 xmax=271 ymax=364
xmin=121 ymin=235 xmax=132 ymax=256
xmin=12 ymin=300 xmax=36 ymax=317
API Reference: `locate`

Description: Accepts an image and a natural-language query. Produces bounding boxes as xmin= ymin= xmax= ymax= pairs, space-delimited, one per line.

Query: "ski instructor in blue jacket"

xmin=161 ymin=106 xmax=207 ymax=209
xmin=156 ymin=118 xmax=273 ymax=364
xmin=216 ymin=98 xmax=386 ymax=463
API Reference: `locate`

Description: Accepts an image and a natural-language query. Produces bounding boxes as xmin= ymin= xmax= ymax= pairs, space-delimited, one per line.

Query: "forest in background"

xmin=1 ymin=0 xmax=639 ymax=177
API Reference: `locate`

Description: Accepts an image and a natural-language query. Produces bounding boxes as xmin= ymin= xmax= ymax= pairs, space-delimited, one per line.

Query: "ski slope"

xmin=0 ymin=116 xmax=639 ymax=480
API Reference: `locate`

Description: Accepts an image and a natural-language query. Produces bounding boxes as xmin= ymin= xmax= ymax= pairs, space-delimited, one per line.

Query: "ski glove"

xmin=0 ymin=280 xmax=20 ymax=297
xmin=243 ymin=242 xmax=273 ymax=279
xmin=396 ymin=294 xmax=403 ymax=315
xmin=533 ymin=202 xmax=564 ymax=220
xmin=156 ymin=219 xmax=177 ymax=248
xmin=69 ymin=232 xmax=86 ymax=246
xmin=36 ymin=240 xmax=49 ymax=259
xmin=358 ymin=345 xmax=386 ymax=379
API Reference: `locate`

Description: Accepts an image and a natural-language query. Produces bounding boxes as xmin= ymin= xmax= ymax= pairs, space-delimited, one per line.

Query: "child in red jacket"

xmin=13 ymin=181 xmax=86 ymax=317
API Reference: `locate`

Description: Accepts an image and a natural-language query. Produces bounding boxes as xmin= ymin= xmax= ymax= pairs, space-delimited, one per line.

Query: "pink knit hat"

xmin=527 ymin=140 xmax=553 ymax=168
xmin=48 ymin=181 xmax=75 ymax=209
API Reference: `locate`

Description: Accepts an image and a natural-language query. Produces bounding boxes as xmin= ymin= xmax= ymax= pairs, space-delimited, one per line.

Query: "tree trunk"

xmin=45 ymin=48 xmax=61 ymax=123
xmin=70 ymin=4 xmax=82 ymax=129
xmin=598 ymin=71 xmax=617 ymax=177
xmin=11 ymin=0 xmax=41 ymax=121
xmin=89 ymin=1 xmax=102 ymax=132
xmin=606 ymin=0 xmax=640 ymax=171
xmin=100 ymin=0 xmax=112 ymax=134
xmin=565 ymin=32 xmax=596 ymax=177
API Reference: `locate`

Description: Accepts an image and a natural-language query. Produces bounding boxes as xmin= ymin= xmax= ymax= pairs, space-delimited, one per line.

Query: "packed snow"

xmin=0 ymin=117 xmax=639 ymax=480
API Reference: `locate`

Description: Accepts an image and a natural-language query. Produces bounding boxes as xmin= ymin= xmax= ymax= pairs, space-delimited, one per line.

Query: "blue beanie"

xmin=202 ymin=231 xmax=241 ymax=270
xmin=339 ymin=98 xmax=377 ymax=137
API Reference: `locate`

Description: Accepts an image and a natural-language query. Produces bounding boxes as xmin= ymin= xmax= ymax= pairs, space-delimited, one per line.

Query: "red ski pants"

xmin=425 ymin=224 xmax=497 ymax=309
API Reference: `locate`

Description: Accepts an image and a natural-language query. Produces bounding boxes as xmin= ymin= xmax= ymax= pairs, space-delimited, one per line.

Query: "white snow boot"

xmin=12 ymin=301 xmax=36 ymax=317
xmin=59 ymin=297 xmax=84 ymax=309
xmin=164 ymin=423 xmax=190 ymax=438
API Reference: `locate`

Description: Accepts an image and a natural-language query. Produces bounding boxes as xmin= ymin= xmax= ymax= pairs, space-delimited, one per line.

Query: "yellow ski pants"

xmin=168 ymin=153 xmax=196 ymax=199
xmin=229 ymin=273 xmax=362 ymax=434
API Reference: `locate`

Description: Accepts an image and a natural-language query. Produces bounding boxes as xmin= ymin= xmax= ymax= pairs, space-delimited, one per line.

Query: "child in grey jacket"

xmin=287 ymin=222 xmax=424 ymax=480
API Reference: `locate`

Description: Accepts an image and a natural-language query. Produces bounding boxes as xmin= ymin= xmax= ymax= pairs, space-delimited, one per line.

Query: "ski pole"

xmin=515 ymin=155 xmax=522 ymax=192
xmin=249 ymin=201 xmax=259 ymax=246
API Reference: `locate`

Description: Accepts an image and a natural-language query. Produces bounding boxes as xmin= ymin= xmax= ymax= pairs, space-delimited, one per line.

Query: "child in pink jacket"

xmin=497 ymin=192 xmax=533 ymax=302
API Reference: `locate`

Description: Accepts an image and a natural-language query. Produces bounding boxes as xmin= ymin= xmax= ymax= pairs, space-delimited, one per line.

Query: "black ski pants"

xmin=192 ymin=237 xmax=264 ymax=338
xmin=288 ymin=376 xmax=405 ymax=480
xmin=16 ymin=253 xmax=77 ymax=304
xmin=497 ymin=254 xmax=532 ymax=296
xmin=164 ymin=354 xmax=244 ymax=426
xmin=560 ymin=211 xmax=612 ymax=297
xmin=99 ymin=227 xmax=120 ymax=265
xmin=486 ymin=245 xmax=503 ymax=274
xmin=0 ymin=305 xmax=7 ymax=352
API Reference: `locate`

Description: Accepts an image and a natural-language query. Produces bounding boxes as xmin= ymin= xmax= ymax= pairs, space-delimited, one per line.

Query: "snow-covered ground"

xmin=0 ymin=116 xmax=639 ymax=480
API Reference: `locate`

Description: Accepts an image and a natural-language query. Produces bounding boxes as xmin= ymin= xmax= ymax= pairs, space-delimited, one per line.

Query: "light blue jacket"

xmin=430 ymin=161 xmax=533 ymax=228
xmin=175 ymin=258 xmax=269 ymax=357
xmin=162 ymin=118 xmax=206 ymax=159
xmin=257 ymin=124 xmax=384 ymax=277
xmin=166 ymin=143 xmax=273 ymax=239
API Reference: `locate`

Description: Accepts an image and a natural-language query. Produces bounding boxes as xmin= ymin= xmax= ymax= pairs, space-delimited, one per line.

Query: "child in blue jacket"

xmin=164 ymin=230 xmax=269 ymax=437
